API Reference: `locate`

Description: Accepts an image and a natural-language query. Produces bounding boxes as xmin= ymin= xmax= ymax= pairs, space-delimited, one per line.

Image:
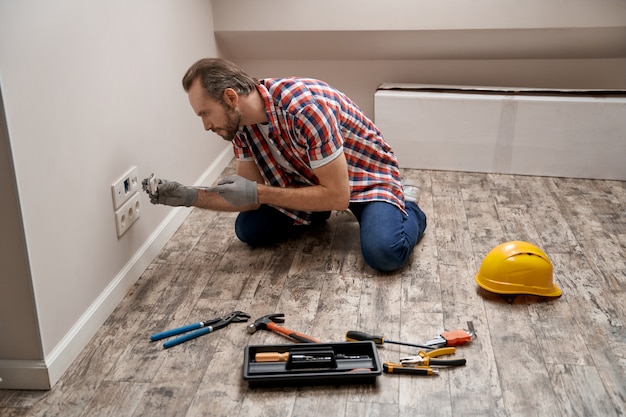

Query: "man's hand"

xmin=215 ymin=175 xmax=258 ymax=207
xmin=148 ymin=179 xmax=198 ymax=207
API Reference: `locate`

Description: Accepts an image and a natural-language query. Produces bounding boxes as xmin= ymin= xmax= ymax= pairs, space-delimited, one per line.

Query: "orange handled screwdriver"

xmin=255 ymin=351 xmax=370 ymax=362
xmin=255 ymin=352 xmax=290 ymax=362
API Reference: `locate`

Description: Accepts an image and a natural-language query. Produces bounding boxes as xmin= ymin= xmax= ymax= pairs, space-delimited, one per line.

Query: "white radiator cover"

xmin=374 ymin=84 xmax=626 ymax=180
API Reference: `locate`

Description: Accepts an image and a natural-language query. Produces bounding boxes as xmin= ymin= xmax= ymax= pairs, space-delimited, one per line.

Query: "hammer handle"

xmin=267 ymin=322 xmax=320 ymax=343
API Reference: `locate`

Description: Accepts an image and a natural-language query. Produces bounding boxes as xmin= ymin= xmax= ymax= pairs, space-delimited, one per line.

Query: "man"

xmin=147 ymin=58 xmax=426 ymax=272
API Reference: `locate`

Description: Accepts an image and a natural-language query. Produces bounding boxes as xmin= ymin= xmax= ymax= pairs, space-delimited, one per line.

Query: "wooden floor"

xmin=2 ymin=167 xmax=625 ymax=417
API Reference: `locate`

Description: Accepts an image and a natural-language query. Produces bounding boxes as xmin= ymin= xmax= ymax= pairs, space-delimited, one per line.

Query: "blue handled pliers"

xmin=150 ymin=310 xmax=250 ymax=349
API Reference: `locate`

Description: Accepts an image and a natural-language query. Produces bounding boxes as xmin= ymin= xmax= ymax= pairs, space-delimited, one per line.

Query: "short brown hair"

xmin=182 ymin=58 xmax=258 ymax=103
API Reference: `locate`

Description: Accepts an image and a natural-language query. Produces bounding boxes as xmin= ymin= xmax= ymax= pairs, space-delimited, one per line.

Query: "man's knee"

xmin=234 ymin=211 xmax=256 ymax=244
xmin=361 ymin=239 xmax=409 ymax=272
xmin=234 ymin=206 xmax=293 ymax=246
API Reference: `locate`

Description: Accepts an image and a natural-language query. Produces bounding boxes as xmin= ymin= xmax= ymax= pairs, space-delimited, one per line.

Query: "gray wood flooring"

xmin=2 ymin=167 xmax=625 ymax=417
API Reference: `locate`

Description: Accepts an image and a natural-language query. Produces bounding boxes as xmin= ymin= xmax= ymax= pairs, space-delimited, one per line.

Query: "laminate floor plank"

xmin=79 ymin=381 xmax=149 ymax=417
xmin=436 ymin=250 xmax=504 ymax=417
xmin=432 ymin=195 xmax=473 ymax=254
xmin=350 ymin=275 xmax=403 ymax=406
xmin=550 ymin=252 xmax=626 ymax=416
xmin=329 ymin=211 xmax=366 ymax=275
xmin=310 ymin=272 xmax=362 ymax=342
xmin=184 ymin=312 xmax=256 ymax=417
xmin=548 ymin=363 xmax=621 ymax=417
xmin=485 ymin=304 xmax=563 ymax=417
xmin=291 ymin=386 xmax=352 ymax=417
xmin=345 ymin=401 xmax=399 ymax=417
xmin=459 ymin=172 xmax=508 ymax=254
xmin=400 ymin=248 xmax=442 ymax=314
xmin=396 ymin=311 xmax=453 ymax=417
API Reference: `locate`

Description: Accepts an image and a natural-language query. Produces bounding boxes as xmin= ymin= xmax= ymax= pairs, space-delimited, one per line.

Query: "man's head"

xmin=182 ymin=58 xmax=258 ymax=104
xmin=183 ymin=58 xmax=258 ymax=141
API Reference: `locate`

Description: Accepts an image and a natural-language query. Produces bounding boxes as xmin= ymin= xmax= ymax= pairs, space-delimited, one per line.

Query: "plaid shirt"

xmin=232 ymin=77 xmax=404 ymax=225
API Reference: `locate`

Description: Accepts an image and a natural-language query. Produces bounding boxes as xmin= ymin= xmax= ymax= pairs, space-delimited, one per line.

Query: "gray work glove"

xmin=149 ymin=179 xmax=198 ymax=207
xmin=215 ymin=175 xmax=258 ymax=207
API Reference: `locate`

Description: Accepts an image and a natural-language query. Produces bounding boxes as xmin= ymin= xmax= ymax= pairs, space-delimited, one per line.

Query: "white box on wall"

xmin=374 ymin=84 xmax=626 ymax=180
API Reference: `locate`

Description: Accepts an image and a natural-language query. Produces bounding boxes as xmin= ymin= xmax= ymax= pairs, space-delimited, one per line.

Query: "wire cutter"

xmin=150 ymin=311 xmax=250 ymax=349
xmin=384 ymin=347 xmax=466 ymax=376
xmin=399 ymin=347 xmax=467 ymax=367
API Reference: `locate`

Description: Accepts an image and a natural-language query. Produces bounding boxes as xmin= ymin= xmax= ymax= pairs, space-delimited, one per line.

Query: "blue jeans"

xmin=235 ymin=201 xmax=427 ymax=272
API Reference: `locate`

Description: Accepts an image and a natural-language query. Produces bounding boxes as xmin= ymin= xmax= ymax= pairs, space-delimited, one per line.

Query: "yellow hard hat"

xmin=475 ymin=241 xmax=562 ymax=297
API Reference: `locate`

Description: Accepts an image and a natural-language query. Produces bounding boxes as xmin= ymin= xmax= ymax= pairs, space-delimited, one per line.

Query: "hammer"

xmin=247 ymin=313 xmax=320 ymax=343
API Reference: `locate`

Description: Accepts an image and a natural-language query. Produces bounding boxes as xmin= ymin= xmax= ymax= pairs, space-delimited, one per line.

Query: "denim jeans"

xmin=235 ymin=201 xmax=427 ymax=272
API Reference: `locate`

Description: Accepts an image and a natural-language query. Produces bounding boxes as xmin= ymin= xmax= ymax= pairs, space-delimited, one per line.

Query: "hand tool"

xmin=247 ymin=313 xmax=320 ymax=343
xmin=255 ymin=352 xmax=333 ymax=363
xmin=383 ymin=363 xmax=439 ymax=376
xmin=142 ymin=174 xmax=159 ymax=198
xmin=399 ymin=347 xmax=466 ymax=367
xmin=423 ymin=321 xmax=476 ymax=348
xmin=255 ymin=352 xmax=372 ymax=362
xmin=345 ymin=330 xmax=433 ymax=350
xmin=150 ymin=310 xmax=250 ymax=349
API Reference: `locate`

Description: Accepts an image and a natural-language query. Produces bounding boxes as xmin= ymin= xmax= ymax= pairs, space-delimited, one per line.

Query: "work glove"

xmin=148 ymin=179 xmax=198 ymax=207
xmin=214 ymin=175 xmax=258 ymax=207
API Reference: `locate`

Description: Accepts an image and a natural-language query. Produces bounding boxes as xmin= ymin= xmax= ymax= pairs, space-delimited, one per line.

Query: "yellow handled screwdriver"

xmin=346 ymin=330 xmax=433 ymax=350
xmin=383 ymin=362 xmax=439 ymax=376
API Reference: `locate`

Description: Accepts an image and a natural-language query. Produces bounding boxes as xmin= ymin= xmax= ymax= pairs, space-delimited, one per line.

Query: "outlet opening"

xmin=124 ymin=178 xmax=131 ymax=194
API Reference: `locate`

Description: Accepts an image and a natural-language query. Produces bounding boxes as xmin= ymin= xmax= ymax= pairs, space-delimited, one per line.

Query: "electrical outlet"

xmin=111 ymin=166 xmax=140 ymax=210
xmin=114 ymin=192 xmax=141 ymax=237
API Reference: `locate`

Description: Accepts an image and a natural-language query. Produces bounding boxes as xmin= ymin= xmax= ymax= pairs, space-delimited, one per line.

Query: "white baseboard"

xmin=0 ymin=147 xmax=234 ymax=391
xmin=0 ymin=360 xmax=50 ymax=390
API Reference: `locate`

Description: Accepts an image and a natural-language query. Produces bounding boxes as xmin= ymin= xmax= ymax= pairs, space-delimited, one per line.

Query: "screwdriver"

xmin=255 ymin=352 xmax=332 ymax=362
xmin=346 ymin=330 xmax=433 ymax=350
xmin=383 ymin=362 xmax=439 ymax=376
xmin=255 ymin=352 xmax=371 ymax=362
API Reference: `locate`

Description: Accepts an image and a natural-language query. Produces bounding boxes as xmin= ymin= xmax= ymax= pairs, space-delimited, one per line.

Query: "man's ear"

xmin=223 ymin=88 xmax=238 ymax=107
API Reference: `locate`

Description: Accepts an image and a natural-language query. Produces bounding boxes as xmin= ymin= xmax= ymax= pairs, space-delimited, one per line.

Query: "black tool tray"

xmin=243 ymin=341 xmax=382 ymax=388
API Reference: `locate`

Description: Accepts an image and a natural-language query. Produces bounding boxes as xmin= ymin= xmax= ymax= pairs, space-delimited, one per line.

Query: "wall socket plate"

xmin=114 ymin=192 xmax=141 ymax=237
xmin=111 ymin=166 xmax=140 ymax=210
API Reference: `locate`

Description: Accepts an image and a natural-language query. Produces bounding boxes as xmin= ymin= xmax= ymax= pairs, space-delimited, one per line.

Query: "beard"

xmin=216 ymin=104 xmax=242 ymax=142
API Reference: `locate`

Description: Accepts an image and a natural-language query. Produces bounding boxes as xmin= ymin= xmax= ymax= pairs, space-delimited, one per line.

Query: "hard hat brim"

xmin=475 ymin=273 xmax=562 ymax=297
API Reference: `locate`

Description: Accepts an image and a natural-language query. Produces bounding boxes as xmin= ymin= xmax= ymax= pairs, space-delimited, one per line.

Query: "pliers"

xmin=150 ymin=311 xmax=250 ymax=349
xmin=383 ymin=347 xmax=466 ymax=376
xmin=422 ymin=321 xmax=476 ymax=349
xmin=399 ymin=347 xmax=467 ymax=367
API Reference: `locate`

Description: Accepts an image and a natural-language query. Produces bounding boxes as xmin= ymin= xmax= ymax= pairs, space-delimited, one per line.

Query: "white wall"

xmin=0 ymin=0 xmax=230 ymax=389
xmin=213 ymin=0 xmax=626 ymax=31
xmin=213 ymin=0 xmax=626 ymax=117
xmin=227 ymin=59 xmax=625 ymax=121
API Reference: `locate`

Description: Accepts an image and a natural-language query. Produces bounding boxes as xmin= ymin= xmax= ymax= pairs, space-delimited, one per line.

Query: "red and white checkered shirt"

xmin=232 ymin=77 xmax=404 ymax=225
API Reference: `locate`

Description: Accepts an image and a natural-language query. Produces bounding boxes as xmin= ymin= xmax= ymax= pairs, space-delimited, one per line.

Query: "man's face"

xmin=188 ymin=78 xmax=241 ymax=142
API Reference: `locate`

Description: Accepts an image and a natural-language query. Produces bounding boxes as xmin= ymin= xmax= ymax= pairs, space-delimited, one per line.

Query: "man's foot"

xmin=402 ymin=181 xmax=421 ymax=204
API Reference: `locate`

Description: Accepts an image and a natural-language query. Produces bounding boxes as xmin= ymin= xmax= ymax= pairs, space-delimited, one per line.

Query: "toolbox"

xmin=243 ymin=341 xmax=382 ymax=387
